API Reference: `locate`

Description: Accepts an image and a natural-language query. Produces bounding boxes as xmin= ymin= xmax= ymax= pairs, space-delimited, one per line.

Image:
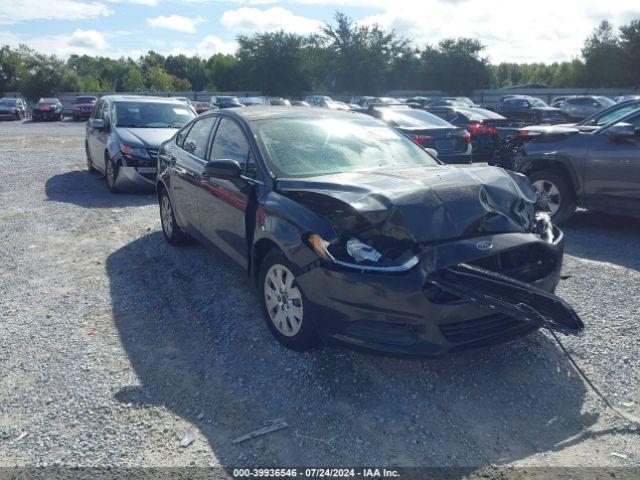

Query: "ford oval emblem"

xmin=476 ymin=240 xmax=493 ymax=251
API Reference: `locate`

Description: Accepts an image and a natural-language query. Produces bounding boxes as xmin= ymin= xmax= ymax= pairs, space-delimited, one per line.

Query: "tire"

xmin=86 ymin=143 xmax=96 ymax=173
xmin=159 ymin=189 xmax=188 ymax=245
xmin=258 ymin=249 xmax=319 ymax=351
xmin=105 ymin=154 xmax=120 ymax=193
xmin=528 ymin=168 xmax=576 ymax=225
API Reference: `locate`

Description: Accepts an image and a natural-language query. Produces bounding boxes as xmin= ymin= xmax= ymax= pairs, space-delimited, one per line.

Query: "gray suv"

xmin=561 ymin=96 xmax=615 ymax=121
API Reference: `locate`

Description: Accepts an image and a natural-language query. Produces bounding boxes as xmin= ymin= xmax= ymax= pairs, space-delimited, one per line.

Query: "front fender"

xmin=514 ymin=153 xmax=581 ymax=194
xmin=253 ymin=190 xmax=336 ymax=271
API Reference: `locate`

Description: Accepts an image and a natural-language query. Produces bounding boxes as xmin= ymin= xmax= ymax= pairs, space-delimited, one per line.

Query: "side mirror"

xmin=607 ymin=122 xmax=635 ymax=140
xmin=90 ymin=118 xmax=105 ymax=129
xmin=204 ymin=159 xmax=242 ymax=179
xmin=425 ymin=148 xmax=439 ymax=159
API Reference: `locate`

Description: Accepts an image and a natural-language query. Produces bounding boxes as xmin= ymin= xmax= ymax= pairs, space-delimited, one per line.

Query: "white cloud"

xmin=196 ymin=35 xmax=238 ymax=56
xmin=108 ymin=0 xmax=157 ymax=5
xmin=0 ymin=30 xmax=140 ymax=58
xmin=68 ymin=29 xmax=109 ymax=50
xmin=0 ymin=0 xmax=111 ymax=24
xmin=146 ymin=14 xmax=206 ymax=33
xmin=220 ymin=6 xmax=322 ymax=34
xmin=346 ymin=0 xmax=640 ymax=63
xmin=183 ymin=0 xmax=280 ymax=3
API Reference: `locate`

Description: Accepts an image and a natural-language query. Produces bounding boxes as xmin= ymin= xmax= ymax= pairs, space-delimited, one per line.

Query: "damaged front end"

xmin=279 ymin=166 xmax=583 ymax=355
xmin=295 ymin=224 xmax=583 ymax=356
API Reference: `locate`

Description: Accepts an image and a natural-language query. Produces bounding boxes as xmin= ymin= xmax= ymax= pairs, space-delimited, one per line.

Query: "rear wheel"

xmin=258 ymin=249 xmax=319 ymax=351
xmin=529 ymin=169 xmax=576 ymax=225
xmin=159 ymin=189 xmax=188 ymax=245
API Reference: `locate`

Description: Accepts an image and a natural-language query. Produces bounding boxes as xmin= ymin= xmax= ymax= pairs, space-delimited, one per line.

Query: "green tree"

xmin=320 ymin=12 xmax=407 ymax=94
xmin=122 ymin=66 xmax=145 ymax=92
xmin=620 ymin=19 xmax=640 ymax=87
xmin=0 ymin=45 xmax=23 ymax=94
xmin=146 ymin=65 xmax=172 ymax=92
xmin=236 ymin=31 xmax=312 ymax=95
xmin=420 ymin=38 xmax=490 ymax=94
xmin=582 ymin=21 xmax=627 ymax=87
xmin=165 ymin=54 xmax=207 ymax=90
xmin=205 ymin=54 xmax=240 ymax=91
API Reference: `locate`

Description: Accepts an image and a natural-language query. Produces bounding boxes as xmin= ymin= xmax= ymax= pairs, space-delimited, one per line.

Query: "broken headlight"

xmin=533 ymin=212 xmax=554 ymax=243
xmin=308 ymin=234 xmax=419 ymax=272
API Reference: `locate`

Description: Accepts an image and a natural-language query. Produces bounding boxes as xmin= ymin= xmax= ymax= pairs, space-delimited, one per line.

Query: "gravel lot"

xmin=1 ymin=119 xmax=639 ymax=475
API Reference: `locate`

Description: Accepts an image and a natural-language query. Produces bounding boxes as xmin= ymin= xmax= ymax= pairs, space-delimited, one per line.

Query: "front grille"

xmin=146 ymin=148 xmax=159 ymax=159
xmin=440 ymin=313 xmax=538 ymax=351
xmin=469 ymin=244 xmax=556 ymax=283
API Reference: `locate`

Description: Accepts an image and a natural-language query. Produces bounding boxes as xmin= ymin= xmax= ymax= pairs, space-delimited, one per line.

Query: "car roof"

xmin=100 ymin=95 xmax=187 ymax=104
xmin=203 ymin=105 xmax=365 ymax=122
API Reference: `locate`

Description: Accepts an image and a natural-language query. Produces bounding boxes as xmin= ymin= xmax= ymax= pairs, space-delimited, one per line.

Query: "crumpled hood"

xmin=277 ymin=166 xmax=538 ymax=246
xmin=115 ymin=127 xmax=177 ymax=148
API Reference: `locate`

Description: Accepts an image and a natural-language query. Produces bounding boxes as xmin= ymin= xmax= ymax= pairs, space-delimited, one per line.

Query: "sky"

xmin=1 ymin=0 xmax=640 ymax=64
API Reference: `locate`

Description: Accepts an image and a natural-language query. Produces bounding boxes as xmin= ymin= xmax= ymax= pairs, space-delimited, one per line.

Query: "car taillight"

xmin=467 ymin=123 xmax=497 ymax=136
xmin=408 ymin=134 xmax=433 ymax=145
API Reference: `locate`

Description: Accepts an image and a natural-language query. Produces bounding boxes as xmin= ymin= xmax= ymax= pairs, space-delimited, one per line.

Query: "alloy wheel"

xmin=532 ymin=179 xmax=561 ymax=216
xmin=264 ymin=264 xmax=304 ymax=337
xmin=106 ymin=158 xmax=115 ymax=189
xmin=161 ymin=195 xmax=174 ymax=238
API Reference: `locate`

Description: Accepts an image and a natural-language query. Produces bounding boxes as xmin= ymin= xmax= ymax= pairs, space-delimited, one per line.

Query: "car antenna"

xmin=521 ymin=303 xmax=640 ymax=428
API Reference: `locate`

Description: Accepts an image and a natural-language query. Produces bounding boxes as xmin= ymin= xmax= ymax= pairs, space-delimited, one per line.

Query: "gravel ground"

xmin=1 ymin=119 xmax=639 ymax=475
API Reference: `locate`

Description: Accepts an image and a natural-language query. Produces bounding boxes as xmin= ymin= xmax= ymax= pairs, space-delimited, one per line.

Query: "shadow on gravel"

xmin=107 ymin=233 xmax=598 ymax=471
xmin=45 ymin=170 xmax=155 ymax=209
xmin=563 ymin=211 xmax=640 ymax=271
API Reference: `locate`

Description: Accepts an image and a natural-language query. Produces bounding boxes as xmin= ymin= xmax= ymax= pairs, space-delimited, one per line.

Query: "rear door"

xmin=197 ymin=117 xmax=254 ymax=266
xmin=584 ymin=111 xmax=640 ymax=213
xmin=170 ymin=116 xmax=218 ymax=231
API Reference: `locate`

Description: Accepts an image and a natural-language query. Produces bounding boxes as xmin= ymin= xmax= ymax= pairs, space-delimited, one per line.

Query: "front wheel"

xmin=86 ymin=143 xmax=96 ymax=173
xmin=529 ymin=169 xmax=576 ymax=225
xmin=258 ymin=249 xmax=319 ymax=351
xmin=105 ymin=155 xmax=119 ymax=193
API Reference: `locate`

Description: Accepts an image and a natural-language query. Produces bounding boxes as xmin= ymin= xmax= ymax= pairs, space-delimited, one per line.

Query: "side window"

xmin=175 ymin=122 xmax=194 ymax=148
xmin=101 ymin=102 xmax=110 ymax=124
xmin=182 ymin=117 xmax=216 ymax=158
xmin=92 ymin=100 xmax=103 ymax=119
xmin=245 ymin=151 xmax=259 ymax=179
xmin=210 ymin=118 xmax=250 ymax=166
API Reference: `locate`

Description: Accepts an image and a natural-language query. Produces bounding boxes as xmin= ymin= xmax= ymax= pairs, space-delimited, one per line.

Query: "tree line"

xmin=1 ymin=12 xmax=639 ymax=101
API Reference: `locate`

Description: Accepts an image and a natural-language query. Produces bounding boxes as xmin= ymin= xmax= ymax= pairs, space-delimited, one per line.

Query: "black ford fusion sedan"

xmin=157 ymin=107 xmax=583 ymax=356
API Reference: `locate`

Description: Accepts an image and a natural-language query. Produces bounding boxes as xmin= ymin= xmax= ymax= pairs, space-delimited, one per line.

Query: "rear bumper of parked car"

xmin=297 ymin=230 xmax=564 ymax=357
xmin=73 ymin=110 xmax=93 ymax=119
